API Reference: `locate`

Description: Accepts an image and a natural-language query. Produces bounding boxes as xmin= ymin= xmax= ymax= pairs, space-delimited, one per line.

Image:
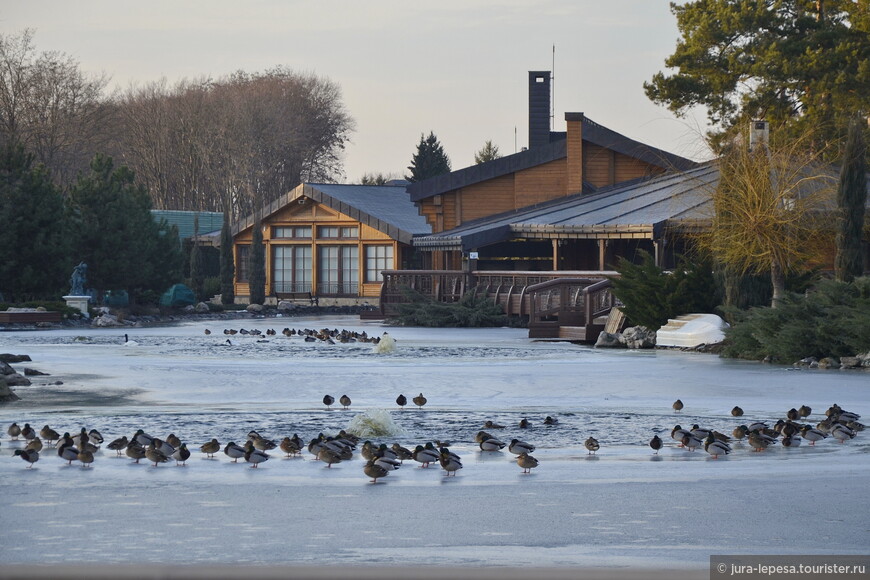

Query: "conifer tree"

xmin=406 ymin=131 xmax=451 ymax=182
xmin=835 ymin=119 xmax=868 ymax=282
xmin=220 ymin=212 xmax=235 ymax=304
xmin=248 ymin=220 xmax=266 ymax=305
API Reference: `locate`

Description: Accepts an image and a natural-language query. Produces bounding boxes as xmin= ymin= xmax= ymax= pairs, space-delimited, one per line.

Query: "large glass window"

xmin=317 ymin=226 xmax=358 ymax=239
xmin=318 ymin=246 xmax=358 ymax=295
xmin=236 ymin=245 xmax=250 ymax=282
xmin=365 ymin=245 xmax=393 ymax=282
xmin=272 ymin=245 xmax=311 ymax=293
xmin=273 ymin=226 xmax=311 ymax=239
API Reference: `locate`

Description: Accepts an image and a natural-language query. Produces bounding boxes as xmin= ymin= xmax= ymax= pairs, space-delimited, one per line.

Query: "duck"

xmin=483 ymin=420 xmax=505 ymax=429
xmin=107 ymin=436 xmax=129 ymax=455
xmin=317 ymin=447 xmax=343 ymax=468
xmin=396 ymin=394 xmax=407 ymax=409
xmin=125 ymin=441 xmax=146 ymax=463
xmin=391 ymin=443 xmax=413 ymax=462
xmin=133 ymin=429 xmax=154 ymax=447
xmin=25 ymin=437 xmax=43 ymax=453
xmin=7 ymin=422 xmax=21 ymax=440
xmin=516 ymin=452 xmax=539 ymax=474
xmin=672 ymin=399 xmax=684 ymax=413
xmin=732 ymin=425 xmax=749 ymax=440
xmin=786 ymin=408 xmax=800 ymax=421
xmin=680 ymin=433 xmax=703 ymax=452
xmin=798 ymin=425 xmax=826 ymax=445
xmin=279 ymin=436 xmax=302 ymax=457
xmin=339 ymin=394 xmax=352 ymax=410
xmin=244 ymin=441 xmax=270 ymax=468
xmin=690 ymin=424 xmax=711 ymax=439
xmin=88 ymin=429 xmax=104 ymax=446
xmin=323 ymin=395 xmax=335 ymax=410
xmin=781 ymin=434 xmax=802 ymax=448
xmin=364 ymin=459 xmax=389 ymax=483
xmin=145 ymin=442 xmax=170 ymax=467
xmin=165 ymin=433 xmax=182 ymax=449
xmin=479 ymin=434 xmax=506 ymax=452
xmin=671 ymin=425 xmax=691 ymax=445
xmin=412 ymin=444 xmax=440 ymax=467
xmin=649 ymin=435 xmax=663 ymax=454
xmin=39 ymin=425 xmax=60 ymax=444
xmin=519 ymin=418 xmax=530 ymax=429
xmin=584 ymin=437 xmax=600 ymax=455
xmin=200 ymin=438 xmax=221 ymax=458
xmin=731 ymin=406 xmax=744 ymax=417
xmin=151 ymin=438 xmax=176 ymax=457
xmin=798 ymin=405 xmax=812 ymax=419
xmin=58 ymin=441 xmax=79 ymax=465
xmin=172 ymin=443 xmax=191 ymax=466
xmin=543 ymin=416 xmax=559 ymax=425
xmin=224 ymin=441 xmax=246 ymax=462
xmin=77 ymin=446 xmax=95 ymax=468
xmin=204 ymin=329 xmax=211 ymax=335
xmin=13 ymin=448 xmax=39 ymax=468
xmin=250 ymin=434 xmax=278 ymax=452
xmin=704 ymin=433 xmax=731 ymax=459
xmin=831 ymin=423 xmax=856 ymax=443
xmin=508 ymin=439 xmax=535 ymax=455
xmin=21 ymin=423 xmax=36 ymax=441
xmin=413 ymin=393 xmax=427 ymax=409
xmin=748 ymin=431 xmax=774 ymax=452
xmin=439 ymin=448 xmax=463 ymax=476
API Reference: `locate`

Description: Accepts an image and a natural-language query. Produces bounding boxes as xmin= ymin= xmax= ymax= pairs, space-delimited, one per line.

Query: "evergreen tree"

xmin=188 ymin=215 xmax=204 ymax=300
xmin=66 ymin=154 xmax=182 ymax=303
xmin=474 ymin=140 xmax=501 ymax=164
xmin=0 ymin=141 xmax=70 ymax=301
xmin=220 ymin=212 xmax=235 ymax=304
xmin=248 ymin=220 xmax=266 ymax=305
xmin=406 ymin=131 xmax=451 ymax=182
xmin=835 ymin=119 xmax=868 ymax=282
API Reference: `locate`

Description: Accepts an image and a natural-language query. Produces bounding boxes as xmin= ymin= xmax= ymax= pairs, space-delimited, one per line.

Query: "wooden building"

xmin=231 ymin=183 xmax=430 ymax=303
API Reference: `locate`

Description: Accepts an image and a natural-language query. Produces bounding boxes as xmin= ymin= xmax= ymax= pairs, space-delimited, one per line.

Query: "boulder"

xmin=622 ymin=326 xmax=657 ymax=349
xmin=0 ymin=354 xmax=31 ymax=363
xmin=92 ymin=313 xmax=122 ymax=327
xmin=0 ymin=376 xmax=20 ymax=403
xmin=195 ymin=302 xmax=211 ymax=313
xmin=818 ymin=357 xmax=839 ymax=369
xmin=4 ymin=373 xmax=31 ymax=386
xmin=594 ymin=331 xmax=625 ymax=348
xmin=23 ymin=368 xmax=48 ymax=376
xmin=839 ymin=356 xmax=861 ymax=369
xmin=246 ymin=303 xmax=264 ymax=313
xmin=277 ymin=300 xmax=298 ymax=312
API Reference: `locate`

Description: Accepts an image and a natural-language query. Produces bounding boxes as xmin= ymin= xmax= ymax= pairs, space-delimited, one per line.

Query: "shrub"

xmin=390 ymin=287 xmax=508 ymax=327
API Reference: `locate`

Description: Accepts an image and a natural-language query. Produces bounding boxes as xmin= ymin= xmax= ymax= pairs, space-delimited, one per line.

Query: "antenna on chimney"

xmin=551 ymin=44 xmax=555 ymax=132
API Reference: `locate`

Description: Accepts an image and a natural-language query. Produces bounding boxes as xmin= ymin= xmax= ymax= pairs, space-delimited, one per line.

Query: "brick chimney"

xmin=528 ymin=71 xmax=551 ymax=149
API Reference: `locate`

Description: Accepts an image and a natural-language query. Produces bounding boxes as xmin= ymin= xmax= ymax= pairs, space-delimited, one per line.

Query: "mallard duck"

xmin=831 ymin=423 xmax=856 ymax=443
xmin=731 ymin=406 xmax=744 ymax=417
xmin=172 ymin=443 xmax=191 ymax=466
xmin=58 ymin=441 xmax=79 ymax=465
xmin=475 ymin=431 xmax=493 ymax=443
xmin=317 ymin=447 xmax=342 ymax=468
xmin=323 ymin=395 xmax=335 ymax=410
xmin=279 ymin=437 xmax=302 ymax=457
xmin=396 ymin=394 xmax=407 ymax=409
xmin=166 ymin=433 xmax=182 ymax=449
xmin=479 ymin=435 xmax=506 ymax=452
xmin=224 ymin=441 xmax=246 ymax=462
xmin=672 ymin=425 xmax=690 ymax=445
xmin=690 ymin=425 xmax=711 ymax=439
xmin=152 ymin=438 xmax=176 ymax=456
xmin=412 ymin=444 xmax=439 ymax=467
xmin=40 ymin=425 xmax=60 ymax=444
xmin=704 ymin=434 xmax=731 ymax=459
xmin=680 ymin=434 xmax=702 ymax=452
xmin=200 ymin=438 xmax=220 ymax=458
xmin=77 ymin=446 xmax=95 ymax=468
xmin=391 ymin=443 xmax=413 ymax=462
xmin=107 ymin=436 xmax=129 ymax=455
xmin=21 ymin=423 xmax=36 ymax=441
xmin=339 ymin=394 xmax=351 ymax=410
xmin=145 ymin=442 xmax=170 ymax=467
xmin=483 ymin=420 xmax=505 ymax=429
xmin=413 ymin=393 xmax=427 ymax=409
xmin=516 ymin=452 xmax=539 ymax=474
xmin=439 ymin=448 xmax=462 ymax=476
xmin=747 ymin=421 xmax=768 ymax=433
xmin=88 ymin=429 xmax=104 ymax=445
xmin=649 ymin=435 xmax=663 ymax=454
xmin=244 ymin=441 xmax=270 ymax=468
xmin=364 ymin=459 xmax=389 ymax=483
xmin=786 ymin=408 xmax=800 ymax=421
xmin=672 ymin=399 xmax=684 ymax=413
xmin=508 ymin=439 xmax=535 ymax=455
xmin=543 ymin=416 xmax=559 ymax=425
xmin=251 ymin=435 xmax=277 ymax=451
xmin=799 ymin=425 xmax=826 ymax=445
xmin=125 ymin=441 xmax=146 ymax=463
xmin=584 ymin=437 xmax=600 ymax=455
xmin=133 ymin=429 xmax=154 ymax=447
xmin=7 ymin=422 xmax=21 ymax=440
xmin=13 ymin=448 xmax=39 ymax=468
xmin=732 ymin=425 xmax=749 ymax=440
xmin=748 ymin=431 xmax=773 ymax=452
xmin=518 ymin=418 xmax=530 ymax=429
xmin=798 ymin=405 xmax=812 ymax=418
xmin=781 ymin=434 xmax=802 ymax=447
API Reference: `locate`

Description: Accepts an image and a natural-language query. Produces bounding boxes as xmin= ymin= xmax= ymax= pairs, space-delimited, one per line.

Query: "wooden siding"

xmin=514 ymin=159 xmax=568 ymax=206
xmin=459 ymin=174 xmax=516 ymax=222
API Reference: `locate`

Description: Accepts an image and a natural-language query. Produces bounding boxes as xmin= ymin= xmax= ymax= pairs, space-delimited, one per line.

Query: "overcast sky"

xmin=2 ymin=1 xmax=713 ymax=182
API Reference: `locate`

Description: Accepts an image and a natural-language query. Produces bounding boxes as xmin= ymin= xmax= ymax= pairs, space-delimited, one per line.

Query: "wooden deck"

xmin=0 ymin=310 xmax=62 ymax=324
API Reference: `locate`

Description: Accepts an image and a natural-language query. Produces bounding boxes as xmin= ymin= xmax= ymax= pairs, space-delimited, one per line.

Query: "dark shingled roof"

xmin=233 ymin=183 xmax=430 ymax=245
xmin=408 ymin=114 xmax=699 ymax=203
xmin=412 ymin=163 xmax=720 ymax=251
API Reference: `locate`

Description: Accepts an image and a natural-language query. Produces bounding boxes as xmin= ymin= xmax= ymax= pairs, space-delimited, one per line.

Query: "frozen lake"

xmin=1 ymin=315 xmax=868 ymax=575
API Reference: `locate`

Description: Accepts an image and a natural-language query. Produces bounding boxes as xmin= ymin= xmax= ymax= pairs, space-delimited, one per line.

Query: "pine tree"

xmin=248 ymin=220 xmax=266 ymax=305
xmin=474 ymin=140 xmax=501 ymax=164
xmin=188 ymin=215 xmax=204 ymax=301
xmin=406 ymin=132 xmax=451 ymax=182
xmin=834 ymin=119 xmax=868 ymax=282
xmin=220 ymin=212 xmax=235 ymax=304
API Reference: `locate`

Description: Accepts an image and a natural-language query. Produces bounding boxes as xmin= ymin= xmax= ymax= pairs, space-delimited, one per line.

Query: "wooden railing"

xmin=526 ymin=278 xmax=619 ymax=341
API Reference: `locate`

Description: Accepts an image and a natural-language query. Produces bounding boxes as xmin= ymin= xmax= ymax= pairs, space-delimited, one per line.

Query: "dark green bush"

xmin=390 ymin=286 xmax=508 ymax=327
xmin=722 ymin=277 xmax=870 ymax=362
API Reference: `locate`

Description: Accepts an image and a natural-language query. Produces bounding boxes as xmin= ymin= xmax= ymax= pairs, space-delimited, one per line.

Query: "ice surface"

xmin=0 ymin=316 xmax=867 ymax=570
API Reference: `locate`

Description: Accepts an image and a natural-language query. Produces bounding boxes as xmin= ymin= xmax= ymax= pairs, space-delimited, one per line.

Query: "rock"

xmin=594 ymin=331 xmax=625 ymax=348
xmin=4 ymin=373 xmax=31 ymax=386
xmin=839 ymin=356 xmax=861 ymax=368
xmin=23 ymin=368 xmax=48 ymax=376
xmin=182 ymin=305 xmax=196 ymax=313
xmin=622 ymin=326 xmax=656 ymax=349
xmin=246 ymin=303 xmax=264 ymax=313
xmin=795 ymin=356 xmax=818 ymax=368
xmin=277 ymin=300 xmax=298 ymax=312
xmin=1 ymin=361 xmax=15 ymax=375
xmin=818 ymin=357 xmax=839 ymax=369
xmin=195 ymin=302 xmax=211 ymax=313
xmin=92 ymin=313 xmax=122 ymax=327
xmin=0 ymin=354 xmax=32 ymax=363
xmin=0 ymin=376 xmax=20 ymax=402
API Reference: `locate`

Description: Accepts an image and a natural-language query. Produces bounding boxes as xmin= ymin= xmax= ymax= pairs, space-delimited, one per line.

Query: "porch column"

xmin=552 ymin=240 xmax=559 ymax=271
xmin=597 ymin=239 xmax=607 ymax=271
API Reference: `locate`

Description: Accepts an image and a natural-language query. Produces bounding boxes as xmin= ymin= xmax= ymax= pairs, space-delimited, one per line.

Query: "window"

xmin=318 ymin=226 xmax=339 ymax=239
xmin=318 ymin=245 xmax=358 ymax=295
xmin=365 ymin=245 xmax=393 ymax=282
xmin=317 ymin=226 xmax=358 ymax=239
xmin=272 ymin=246 xmax=311 ymax=293
xmin=236 ymin=245 xmax=250 ymax=282
xmin=273 ymin=226 xmax=311 ymax=239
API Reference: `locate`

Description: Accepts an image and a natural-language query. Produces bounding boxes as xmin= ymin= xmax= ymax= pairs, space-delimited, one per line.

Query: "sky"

xmin=1 ymin=1 xmax=714 ymax=183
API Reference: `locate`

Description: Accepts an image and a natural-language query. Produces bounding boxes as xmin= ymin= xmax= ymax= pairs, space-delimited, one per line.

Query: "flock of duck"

xmin=209 ymin=327 xmax=391 ymax=346
xmin=4 ymin=400 xmax=862 ymax=482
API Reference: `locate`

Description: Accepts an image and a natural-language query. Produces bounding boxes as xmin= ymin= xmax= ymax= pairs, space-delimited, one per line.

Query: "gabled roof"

xmin=407 ymin=114 xmax=698 ymax=202
xmin=232 ymin=183 xmax=431 ymax=245
xmin=151 ymin=210 xmax=224 ymax=239
xmin=412 ymin=163 xmax=720 ymax=251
